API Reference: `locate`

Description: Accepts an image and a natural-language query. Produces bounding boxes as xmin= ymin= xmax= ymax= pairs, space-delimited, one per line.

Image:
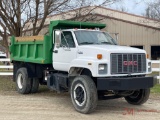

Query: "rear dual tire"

xmin=31 ymin=78 xmax=39 ymax=93
xmin=16 ymin=67 xmax=39 ymax=94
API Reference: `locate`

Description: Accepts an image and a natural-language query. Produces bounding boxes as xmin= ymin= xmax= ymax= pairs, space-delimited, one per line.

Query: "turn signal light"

xmin=146 ymin=54 xmax=149 ymax=59
xmin=97 ymin=54 xmax=102 ymax=59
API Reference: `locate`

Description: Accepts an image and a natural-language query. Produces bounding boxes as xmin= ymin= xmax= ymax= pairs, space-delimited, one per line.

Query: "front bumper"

xmin=97 ymin=76 xmax=157 ymax=90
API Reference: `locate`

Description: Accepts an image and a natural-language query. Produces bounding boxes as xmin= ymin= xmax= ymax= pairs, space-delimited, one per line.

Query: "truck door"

xmin=53 ymin=31 xmax=77 ymax=71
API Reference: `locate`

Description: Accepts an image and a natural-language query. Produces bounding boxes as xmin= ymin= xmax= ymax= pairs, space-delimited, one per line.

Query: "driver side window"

xmin=61 ymin=31 xmax=75 ymax=48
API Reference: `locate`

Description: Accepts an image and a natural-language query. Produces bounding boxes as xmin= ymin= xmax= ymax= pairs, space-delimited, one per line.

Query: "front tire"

xmin=125 ymin=89 xmax=150 ymax=105
xmin=70 ymin=75 xmax=97 ymax=114
xmin=16 ymin=68 xmax=31 ymax=94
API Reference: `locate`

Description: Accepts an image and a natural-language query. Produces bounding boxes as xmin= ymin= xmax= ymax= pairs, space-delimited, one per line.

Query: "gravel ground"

xmin=0 ymin=89 xmax=160 ymax=120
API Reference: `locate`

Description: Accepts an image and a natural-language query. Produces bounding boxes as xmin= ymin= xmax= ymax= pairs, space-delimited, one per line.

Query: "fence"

xmin=0 ymin=58 xmax=13 ymax=75
xmin=152 ymin=60 xmax=160 ymax=80
xmin=0 ymin=58 xmax=160 ymax=79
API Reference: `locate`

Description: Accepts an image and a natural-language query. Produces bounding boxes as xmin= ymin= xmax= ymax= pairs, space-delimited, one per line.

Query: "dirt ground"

xmin=0 ymin=89 xmax=160 ymax=120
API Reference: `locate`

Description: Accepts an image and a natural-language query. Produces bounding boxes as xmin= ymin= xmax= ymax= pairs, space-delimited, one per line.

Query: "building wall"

xmin=102 ymin=19 xmax=160 ymax=58
xmin=23 ymin=7 xmax=160 ymax=59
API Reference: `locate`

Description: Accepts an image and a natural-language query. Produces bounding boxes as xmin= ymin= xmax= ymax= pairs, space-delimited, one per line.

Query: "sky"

xmin=109 ymin=0 xmax=148 ymax=16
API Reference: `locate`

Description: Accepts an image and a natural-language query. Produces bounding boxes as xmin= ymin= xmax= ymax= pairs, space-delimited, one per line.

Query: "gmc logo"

xmin=123 ymin=61 xmax=138 ymax=66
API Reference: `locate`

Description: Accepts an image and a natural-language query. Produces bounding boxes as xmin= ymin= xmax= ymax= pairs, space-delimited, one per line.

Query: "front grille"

xmin=111 ymin=53 xmax=146 ymax=74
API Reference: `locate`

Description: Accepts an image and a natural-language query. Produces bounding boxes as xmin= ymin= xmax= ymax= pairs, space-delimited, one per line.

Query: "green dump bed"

xmin=10 ymin=35 xmax=52 ymax=64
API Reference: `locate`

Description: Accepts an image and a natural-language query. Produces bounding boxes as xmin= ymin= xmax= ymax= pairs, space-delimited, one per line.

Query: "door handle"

xmin=53 ymin=50 xmax=58 ymax=53
xmin=78 ymin=51 xmax=83 ymax=54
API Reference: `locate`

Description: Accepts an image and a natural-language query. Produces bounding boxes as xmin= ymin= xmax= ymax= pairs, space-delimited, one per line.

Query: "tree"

xmin=60 ymin=0 xmax=122 ymax=22
xmin=144 ymin=0 xmax=160 ymax=20
xmin=0 ymin=0 xmax=69 ymax=54
xmin=0 ymin=0 xmax=121 ymax=55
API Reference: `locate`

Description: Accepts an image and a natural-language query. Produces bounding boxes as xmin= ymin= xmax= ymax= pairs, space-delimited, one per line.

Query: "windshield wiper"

xmin=79 ymin=42 xmax=95 ymax=45
xmin=101 ymin=42 xmax=112 ymax=44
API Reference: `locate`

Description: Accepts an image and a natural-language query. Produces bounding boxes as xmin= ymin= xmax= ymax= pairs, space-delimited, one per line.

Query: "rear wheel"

xmin=16 ymin=68 xmax=31 ymax=94
xmin=70 ymin=75 xmax=97 ymax=114
xmin=125 ymin=89 xmax=150 ymax=105
xmin=31 ymin=78 xmax=39 ymax=93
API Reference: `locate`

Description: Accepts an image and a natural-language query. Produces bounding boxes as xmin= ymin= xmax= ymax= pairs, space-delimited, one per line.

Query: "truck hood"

xmin=78 ymin=45 xmax=146 ymax=54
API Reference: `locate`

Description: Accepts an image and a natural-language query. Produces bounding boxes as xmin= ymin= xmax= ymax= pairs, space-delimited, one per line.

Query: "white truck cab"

xmin=51 ymin=28 xmax=155 ymax=113
xmin=53 ymin=29 xmax=151 ymax=77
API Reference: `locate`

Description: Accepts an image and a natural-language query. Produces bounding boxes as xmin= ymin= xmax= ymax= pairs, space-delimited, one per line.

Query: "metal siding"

xmin=103 ymin=18 xmax=160 ymax=58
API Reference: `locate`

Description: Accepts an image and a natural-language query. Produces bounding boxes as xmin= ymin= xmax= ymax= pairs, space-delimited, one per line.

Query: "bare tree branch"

xmin=0 ymin=0 xmax=121 ymax=55
xmin=144 ymin=0 xmax=160 ymax=21
xmin=60 ymin=0 xmax=122 ymax=22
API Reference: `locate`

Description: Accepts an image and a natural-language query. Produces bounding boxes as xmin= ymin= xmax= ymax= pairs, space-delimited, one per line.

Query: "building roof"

xmin=24 ymin=6 xmax=160 ymax=32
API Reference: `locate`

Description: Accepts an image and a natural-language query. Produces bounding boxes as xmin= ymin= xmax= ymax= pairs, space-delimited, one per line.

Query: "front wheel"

xmin=125 ymin=89 xmax=150 ymax=105
xmin=70 ymin=75 xmax=97 ymax=114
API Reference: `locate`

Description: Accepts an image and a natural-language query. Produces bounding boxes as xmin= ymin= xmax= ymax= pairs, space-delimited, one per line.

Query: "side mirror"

xmin=114 ymin=33 xmax=119 ymax=42
xmin=55 ymin=31 xmax=61 ymax=48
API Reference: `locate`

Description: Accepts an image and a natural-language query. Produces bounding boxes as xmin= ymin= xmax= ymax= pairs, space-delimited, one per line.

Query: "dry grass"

xmin=0 ymin=76 xmax=15 ymax=92
xmin=0 ymin=76 xmax=69 ymax=97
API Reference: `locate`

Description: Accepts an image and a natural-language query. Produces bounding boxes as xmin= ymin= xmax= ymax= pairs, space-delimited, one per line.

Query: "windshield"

xmin=74 ymin=30 xmax=117 ymax=45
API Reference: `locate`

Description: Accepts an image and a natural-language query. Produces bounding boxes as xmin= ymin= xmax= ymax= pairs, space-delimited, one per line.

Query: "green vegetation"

xmin=149 ymin=72 xmax=160 ymax=94
xmin=151 ymin=84 xmax=160 ymax=94
xmin=150 ymin=72 xmax=159 ymax=76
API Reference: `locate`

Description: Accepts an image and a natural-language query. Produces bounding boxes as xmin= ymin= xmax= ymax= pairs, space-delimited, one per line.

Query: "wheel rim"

xmin=17 ymin=73 xmax=23 ymax=89
xmin=129 ymin=90 xmax=141 ymax=99
xmin=73 ymin=83 xmax=86 ymax=107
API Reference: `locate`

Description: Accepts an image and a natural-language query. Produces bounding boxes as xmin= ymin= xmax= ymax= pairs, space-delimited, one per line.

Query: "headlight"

xmin=98 ymin=64 xmax=107 ymax=74
xmin=99 ymin=64 xmax=105 ymax=70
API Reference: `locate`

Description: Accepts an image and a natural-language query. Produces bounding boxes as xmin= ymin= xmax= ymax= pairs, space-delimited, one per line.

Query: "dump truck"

xmin=10 ymin=20 xmax=156 ymax=114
